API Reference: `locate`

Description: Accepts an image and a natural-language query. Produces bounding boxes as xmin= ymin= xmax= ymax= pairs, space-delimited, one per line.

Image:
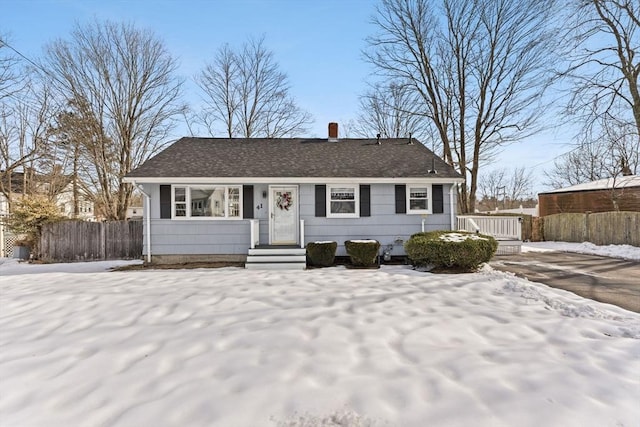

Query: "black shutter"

xmin=432 ymin=185 xmax=444 ymax=214
xmin=160 ymin=185 xmax=171 ymax=219
xmin=360 ymin=185 xmax=370 ymax=217
xmin=243 ymin=185 xmax=254 ymax=219
xmin=315 ymin=185 xmax=326 ymax=217
xmin=395 ymin=185 xmax=406 ymax=213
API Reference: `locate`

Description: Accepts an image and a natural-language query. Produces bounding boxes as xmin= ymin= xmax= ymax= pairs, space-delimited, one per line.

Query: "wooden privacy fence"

xmin=543 ymin=211 xmax=640 ymax=246
xmin=39 ymin=220 xmax=143 ymax=262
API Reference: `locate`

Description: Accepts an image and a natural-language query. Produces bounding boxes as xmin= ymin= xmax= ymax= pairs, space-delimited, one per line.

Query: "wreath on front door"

xmin=276 ymin=192 xmax=293 ymax=211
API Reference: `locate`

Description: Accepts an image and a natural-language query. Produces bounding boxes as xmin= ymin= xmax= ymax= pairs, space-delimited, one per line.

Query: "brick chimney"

xmin=328 ymin=122 xmax=338 ymax=142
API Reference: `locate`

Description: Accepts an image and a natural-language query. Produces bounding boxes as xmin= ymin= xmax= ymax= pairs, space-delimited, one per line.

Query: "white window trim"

xmin=326 ymin=184 xmax=360 ymax=218
xmin=171 ymin=185 xmax=243 ymax=220
xmin=406 ymin=184 xmax=432 ymax=215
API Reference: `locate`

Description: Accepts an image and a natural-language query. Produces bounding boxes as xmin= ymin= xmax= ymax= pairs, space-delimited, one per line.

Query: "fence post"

xmin=100 ymin=222 xmax=106 ymax=259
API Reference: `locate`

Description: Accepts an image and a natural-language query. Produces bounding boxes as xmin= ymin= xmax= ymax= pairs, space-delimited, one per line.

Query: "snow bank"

xmin=523 ymin=241 xmax=640 ymax=261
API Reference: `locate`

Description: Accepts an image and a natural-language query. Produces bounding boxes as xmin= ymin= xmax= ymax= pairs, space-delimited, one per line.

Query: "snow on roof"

xmin=540 ymin=175 xmax=640 ymax=194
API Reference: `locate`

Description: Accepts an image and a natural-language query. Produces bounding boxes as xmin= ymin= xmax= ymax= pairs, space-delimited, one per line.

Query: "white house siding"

xmin=141 ymin=183 xmax=455 ymax=258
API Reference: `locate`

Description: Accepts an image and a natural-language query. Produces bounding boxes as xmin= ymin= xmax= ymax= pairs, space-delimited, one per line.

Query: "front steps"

xmin=245 ymin=246 xmax=307 ymax=270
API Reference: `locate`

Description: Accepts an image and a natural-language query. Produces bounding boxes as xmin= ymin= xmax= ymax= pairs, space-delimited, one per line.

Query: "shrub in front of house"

xmin=306 ymin=241 xmax=337 ymax=267
xmin=404 ymin=230 xmax=498 ymax=271
xmin=344 ymin=240 xmax=380 ymax=267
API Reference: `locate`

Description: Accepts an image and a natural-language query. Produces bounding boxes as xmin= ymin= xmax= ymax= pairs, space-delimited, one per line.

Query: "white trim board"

xmin=125 ymin=176 xmax=465 ymax=185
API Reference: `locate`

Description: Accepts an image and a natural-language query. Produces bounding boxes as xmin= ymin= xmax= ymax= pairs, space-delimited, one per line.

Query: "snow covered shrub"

xmin=404 ymin=230 xmax=498 ymax=271
xmin=344 ymin=240 xmax=380 ymax=267
xmin=306 ymin=241 xmax=337 ymax=267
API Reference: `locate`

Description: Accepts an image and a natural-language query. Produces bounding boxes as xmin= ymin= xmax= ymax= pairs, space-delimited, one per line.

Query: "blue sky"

xmin=2 ymin=0 xmax=571 ymax=192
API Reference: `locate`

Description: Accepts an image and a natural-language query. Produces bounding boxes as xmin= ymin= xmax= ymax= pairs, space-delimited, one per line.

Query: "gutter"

xmin=131 ymin=181 xmax=152 ymax=264
xmin=449 ymin=183 xmax=457 ymax=230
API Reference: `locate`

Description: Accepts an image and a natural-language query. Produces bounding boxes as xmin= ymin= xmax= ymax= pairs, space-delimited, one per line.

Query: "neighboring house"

xmin=0 ymin=172 xmax=96 ymax=221
xmin=124 ymin=123 xmax=464 ymax=264
xmin=538 ymin=175 xmax=640 ymax=216
xmin=0 ymin=170 xmax=96 ymax=220
xmin=0 ymin=170 xmax=97 ymax=256
xmin=55 ymin=188 xmax=96 ymax=221
xmin=126 ymin=206 xmax=143 ymax=220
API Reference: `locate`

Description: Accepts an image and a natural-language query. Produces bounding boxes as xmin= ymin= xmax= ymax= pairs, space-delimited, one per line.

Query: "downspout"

xmin=132 ymin=181 xmax=152 ymax=264
xmin=449 ymin=183 xmax=457 ymax=231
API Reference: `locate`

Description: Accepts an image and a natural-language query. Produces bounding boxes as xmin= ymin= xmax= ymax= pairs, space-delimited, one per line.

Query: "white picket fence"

xmin=457 ymin=215 xmax=522 ymax=254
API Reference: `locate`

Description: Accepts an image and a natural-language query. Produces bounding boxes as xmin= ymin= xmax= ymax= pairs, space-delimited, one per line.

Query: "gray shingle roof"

xmin=126 ymin=137 xmax=463 ymax=179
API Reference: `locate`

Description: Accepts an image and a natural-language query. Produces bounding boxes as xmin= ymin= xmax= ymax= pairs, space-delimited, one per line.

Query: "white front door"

xmin=270 ymin=186 xmax=298 ymax=245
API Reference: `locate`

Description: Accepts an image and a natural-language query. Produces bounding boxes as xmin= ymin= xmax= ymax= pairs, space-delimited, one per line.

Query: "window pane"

xmin=175 ymin=187 xmax=186 ymax=202
xmin=189 ymin=187 xmax=211 ymax=216
xmin=175 ymin=187 xmax=186 ymax=216
xmin=409 ymin=199 xmax=428 ymax=210
xmin=228 ymin=187 xmax=240 ymax=217
xmin=410 ymin=188 xmax=428 ymax=198
xmin=331 ymin=201 xmax=355 ymax=214
xmin=210 ymin=187 xmax=226 ymax=217
xmin=331 ymin=188 xmax=355 ymax=201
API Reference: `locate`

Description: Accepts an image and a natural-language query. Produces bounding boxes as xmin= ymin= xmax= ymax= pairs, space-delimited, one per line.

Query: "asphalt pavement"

xmin=490 ymin=251 xmax=640 ymax=313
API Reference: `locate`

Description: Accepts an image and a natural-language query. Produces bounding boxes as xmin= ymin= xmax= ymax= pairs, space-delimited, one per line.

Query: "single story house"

xmin=538 ymin=175 xmax=640 ymax=216
xmin=124 ymin=123 xmax=464 ymax=265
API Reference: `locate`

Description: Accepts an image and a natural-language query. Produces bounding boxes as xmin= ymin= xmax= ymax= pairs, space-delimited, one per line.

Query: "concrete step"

xmin=245 ymin=247 xmax=307 ymax=270
xmin=245 ymin=262 xmax=306 ymax=270
xmin=248 ymin=248 xmax=306 ymax=256
xmin=246 ymin=255 xmax=307 ymax=263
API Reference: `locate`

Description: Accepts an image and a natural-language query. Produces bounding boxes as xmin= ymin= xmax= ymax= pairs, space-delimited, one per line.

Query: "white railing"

xmin=249 ymin=219 xmax=260 ymax=249
xmin=457 ymin=215 xmax=522 ymax=240
xmin=250 ymin=219 xmax=305 ymax=248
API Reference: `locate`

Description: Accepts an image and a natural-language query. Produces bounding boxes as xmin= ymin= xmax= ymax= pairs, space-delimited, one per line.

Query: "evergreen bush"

xmin=306 ymin=241 xmax=337 ymax=267
xmin=344 ymin=240 xmax=380 ymax=267
xmin=404 ymin=230 xmax=498 ymax=271
xmin=4 ymin=196 xmax=64 ymax=252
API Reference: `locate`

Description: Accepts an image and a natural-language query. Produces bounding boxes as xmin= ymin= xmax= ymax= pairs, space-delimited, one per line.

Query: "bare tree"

xmin=551 ymin=0 xmax=640 ymax=190
xmin=366 ymin=0 xmax=561 ymax=212
xmin=196 ymin=36 xmax=312 ymax=138
xmin=565 ymin=0 xmax=640 ymax=138
xmin=0 ymin=34 xmax=23 ymax=102
xmin=351 ymin=81 xmax=432 ymax=141
xmin=478 ymin=167 xmax=535 ymax=210
xmin=43 ymin=20 xmax=185 ymax=220
xmin=545 ymin=120 xmax=639 ymax=189
xmin=0 ymin=75 xmax=55 ymax=208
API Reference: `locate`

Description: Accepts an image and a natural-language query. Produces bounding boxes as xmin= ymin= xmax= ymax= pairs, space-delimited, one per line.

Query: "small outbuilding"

xmin=538 ymin=175 xmax=640 ymax=216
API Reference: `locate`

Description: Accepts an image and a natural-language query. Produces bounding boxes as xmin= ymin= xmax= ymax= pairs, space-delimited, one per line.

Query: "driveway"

xmin=491 ymin=251 xmax=640 ymax=313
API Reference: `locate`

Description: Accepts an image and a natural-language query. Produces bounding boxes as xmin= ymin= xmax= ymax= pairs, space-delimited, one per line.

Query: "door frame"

xmin=269 ymin=185 xmax=299 ymax=245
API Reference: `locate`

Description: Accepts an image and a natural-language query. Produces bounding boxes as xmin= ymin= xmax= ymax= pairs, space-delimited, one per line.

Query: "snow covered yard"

xmin=1 ymin=260 xmax=639 ymax=426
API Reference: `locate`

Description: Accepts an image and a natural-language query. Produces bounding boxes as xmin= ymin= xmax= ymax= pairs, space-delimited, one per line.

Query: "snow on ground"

xmin=523 ymin=241 xmax=640 ymax=261
xmin=1 ymin=262 xmax=639 ymax=426
xmin=0 ymin=257 xmax=142 ymax=275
